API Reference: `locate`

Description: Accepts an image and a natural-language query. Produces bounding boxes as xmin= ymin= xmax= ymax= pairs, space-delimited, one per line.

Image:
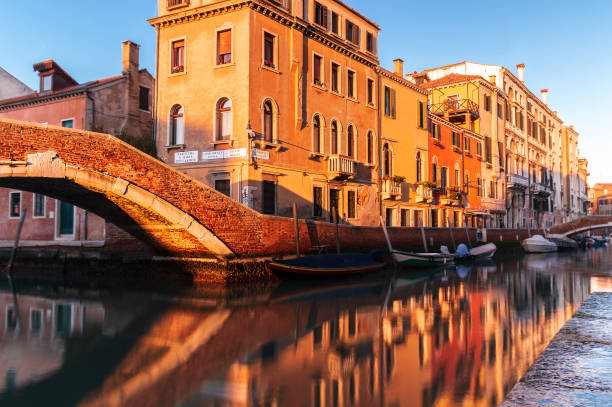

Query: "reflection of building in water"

xmin=0 ymin=292 xmax=104 ymax=393
xmin=183 ymin=305 xmax=384 ymax=407
xmin=382 ymin=267 xmax=589 ymax=407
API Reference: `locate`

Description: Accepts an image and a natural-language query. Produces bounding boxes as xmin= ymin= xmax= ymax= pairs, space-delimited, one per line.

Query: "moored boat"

xmin=521 ymin=235 xmax=558 ymax=253
xmin=391 ymin=250 xmax=455 ymax=268
xmin=267 ymin=252 xmax=385 ymax=276
xmin=456 ymin=243 xmax=497 ymax=261
xmin=546 ymin=234 xmax=578 ymax=250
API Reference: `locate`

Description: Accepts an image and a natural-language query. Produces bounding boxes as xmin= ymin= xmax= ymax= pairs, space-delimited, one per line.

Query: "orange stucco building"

xmin=150 ymin=0 xmax=381 ymax=225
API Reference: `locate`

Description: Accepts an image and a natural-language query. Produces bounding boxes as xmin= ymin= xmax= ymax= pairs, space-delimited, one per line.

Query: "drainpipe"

xmin=153 ymin=26 xmax=160 ymax=151
xmin=376 ymin=69 xmax=383 ymax=219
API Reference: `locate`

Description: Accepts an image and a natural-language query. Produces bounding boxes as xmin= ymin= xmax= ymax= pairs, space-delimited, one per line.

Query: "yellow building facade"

xmin=150 ymin=0 xmax=381 ymax=225
xmin=378 ymin=60 xmax=430 ymax=227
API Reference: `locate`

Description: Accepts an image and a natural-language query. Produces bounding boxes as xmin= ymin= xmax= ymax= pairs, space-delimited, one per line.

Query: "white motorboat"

xmin=546 ymin=234 xmax=578 ymax=250
xmin=522 ymin=235 xmax=558 ymax=253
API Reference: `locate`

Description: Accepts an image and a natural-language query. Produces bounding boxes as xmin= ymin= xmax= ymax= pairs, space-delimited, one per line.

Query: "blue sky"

xmin=1 ymin=0 xmax=610 ymax=184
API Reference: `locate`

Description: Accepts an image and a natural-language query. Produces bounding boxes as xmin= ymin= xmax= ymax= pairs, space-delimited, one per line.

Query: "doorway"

xmin=329 ymin=189 xmax=340 ymax=222
xmin=58 ymin=201 xmax=75 ymax=237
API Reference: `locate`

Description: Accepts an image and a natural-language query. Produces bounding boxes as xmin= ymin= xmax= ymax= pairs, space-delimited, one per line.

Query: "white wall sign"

xmin=252 ymin=149 xmax=270 ymax=160
xmin=174 ymin=150 xmax=199 ymax=164
xmin=201 ymin=148 xmax=247 ymax=161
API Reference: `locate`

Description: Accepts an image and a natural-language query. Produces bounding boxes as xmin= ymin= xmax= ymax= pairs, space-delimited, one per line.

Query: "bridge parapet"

xmin=549 ymin=216 xmax=612 ymax=237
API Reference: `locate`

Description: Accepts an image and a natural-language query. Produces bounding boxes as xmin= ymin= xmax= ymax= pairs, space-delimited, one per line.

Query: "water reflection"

xmin=2 ymin=248 xmax=611 ymax=406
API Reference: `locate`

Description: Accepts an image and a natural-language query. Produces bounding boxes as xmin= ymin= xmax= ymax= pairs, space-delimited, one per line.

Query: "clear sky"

xmin=1 ymin=0 xmax=610 ymax=184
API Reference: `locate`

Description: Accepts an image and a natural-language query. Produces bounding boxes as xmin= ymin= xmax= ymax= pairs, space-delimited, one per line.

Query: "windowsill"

xmin=167 ymin=3 xmax=189 ymax=11
xmin=347 ymin=96 xmax=358 ymax=103
xmin=32 ymin=216 xmax=47 ymax=219
xmin=452 ymin=146 xmax=461 ymax=152
xmin=261 ymin=64 xmax=280 ymax=74
xmin=330 ymin=90 xmax=344 ymax=98
xmin=366 ymin=163 xmax=376 ymax=168
xmin=165 ymin=144 xmax=187 ymax=151
xmin=309 ymin=152 xmax=326 ymax=159
xmin=312 ymin=82 xmax=327 ymax=91
xmin=433 ymin=141 xmax=442 ymax=146
xmin=215 ymin=62 xmax=235 ymax=69
xmin=212 ymin=139 xmax=234 ymax=147
xmin=366 ymin=103 xmax=376 ymax=110
xmin=169 ymin=70 xmax=187 ymax=77
xmin=138 ymin=108 xmax=151 ymax=113
xmin=254 ymin=139 xmax=281 ymax=150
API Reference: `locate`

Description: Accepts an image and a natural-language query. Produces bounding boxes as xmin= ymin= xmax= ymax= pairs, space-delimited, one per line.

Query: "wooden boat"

xmin=267 ymin=252 xmax=385 ymax=276
xmin=456 ymin=242 xmax=497 ymax=261
xmin=546 ymin=234 xmax=578 ymax=250
xmin=522 ymin=235 xmax=557 ymax=253
xmin=391 ymin=250 xmax=455 ymax=268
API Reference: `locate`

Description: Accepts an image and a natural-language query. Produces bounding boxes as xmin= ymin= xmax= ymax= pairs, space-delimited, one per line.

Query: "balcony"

xmin=507 ymin=174 xmax=528 ymax=189
xmin=415 ymin=184 xmax=433 ymax=203
xmin=429 ymin=99 xmax=479 ymax=124
xmin=167 ymin=0 xmax=189 ymax=10
xmin=382 ymin=179 xmax=402 ymax=200
xmin=327 ymin=155 xmax=355 ymax=180
xmin=531 ymin=182 xmax=552 ymax=197
xmin=438 ymin=188 xmax=461 ymax=206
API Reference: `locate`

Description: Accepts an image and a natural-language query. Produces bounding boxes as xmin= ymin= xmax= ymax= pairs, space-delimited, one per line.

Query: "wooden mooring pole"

xmin=292 ymin=203 xmax=301 ymax=257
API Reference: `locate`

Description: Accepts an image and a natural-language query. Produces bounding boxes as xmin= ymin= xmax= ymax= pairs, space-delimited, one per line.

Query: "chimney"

xmin=517 ymin=63 xmax=525 ymax=83
xmin=393 ymin=59 xmax=404 ymax=77
xmin=489 ymin=75 xmax=496 ymax=85
xmin=541 ymin=89 xmax=548 ymax=105
xmin=122 ymin=41 xmax=140 ymax=75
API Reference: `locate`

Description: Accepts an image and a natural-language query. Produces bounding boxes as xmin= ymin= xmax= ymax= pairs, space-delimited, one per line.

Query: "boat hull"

xmin=521 ymin=242 xmax=558 ymax=253
xmin=267 ymin=253 xmax=385 ymax=276
xmin=392 ymin=251 xmax=455 ymax=268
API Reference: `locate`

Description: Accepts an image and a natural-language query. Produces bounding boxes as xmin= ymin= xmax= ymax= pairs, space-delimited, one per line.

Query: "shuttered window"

xmin=172 ymin=40 xmax=185 ymax=73
xmin=314 ymin=2 xmax=328 ymax=28
xmin=346 ymin=20 xmax=360 ymax=45
xmin=313 ymin=54 xmax=322 ymax=84
xmin=217 ymin=30 xmax=232 ymax=65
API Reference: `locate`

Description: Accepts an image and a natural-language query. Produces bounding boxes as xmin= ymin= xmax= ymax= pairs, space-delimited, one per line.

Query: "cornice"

xmin=0 ymin=89 xmax=87 ymax=111
xmin=428 ymin=113 xmax=483 ymax=141
xmin=377 ymin=68 xmax=428 ymax=96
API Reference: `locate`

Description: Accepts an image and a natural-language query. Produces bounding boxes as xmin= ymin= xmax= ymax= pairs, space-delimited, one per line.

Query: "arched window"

xmin=347 ymin=125 xmax=354 ymax=159
xmin=383 ymin=143 xmax=391 ymax=177
xmin=313 ymin=115 xmax=322 ymax=153
xmin=331 ymin=121 xmax=339 ymax=155
xmin=263 ymin=100 xmax=273 ymax=142
xmin=416 ymin=152 xmax=422 ymax=182
xmin=170 ymin=105 xmax=184 ymax=145
xmin=216 ymin=98 xmax=232 ymax=141
xmin=464 ymin=171 xmax=470 ymax=195
xmin=366 ymin=131 xmax=374 ymax=164
xmin=431 ymin=157 xmax=438 ymax=184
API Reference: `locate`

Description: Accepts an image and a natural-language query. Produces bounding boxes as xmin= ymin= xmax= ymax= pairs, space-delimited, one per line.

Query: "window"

xmin=139 ymin=87 xmax=150 ymax=111
xmin=384 ymin=86 xmax=396 ymax=118
xmin=61 ymin=119 xmax=73 ymax=128
xmin=464 ymin=136 xmax=471 ymax=152
xmin=263 ymin=180 xmax=276 ymax=214
xmin=346 ymin=20 xmax=360 ymax=45
xmin=331 ymin=121 xmax=339 ymax=154
xmin=217 ymin=29 xmax=232 ymax=65
xmin=42 ymin=75 xmax=52 ymax=92
xmin=366 ymin=32 xmax=376 ymax=53
xmin=432 ymin=162 xmax=437 ymax=183
xmin=489 ymin=180 xmax=495 ymax=198
xmin=386 ymin=208 xmax=393 ymax=227
xmin=215 ymin=179 xmax=231 ymax=197
xmin=418 ymin=101 xmax=425 ymax=128
xmin=313 ymin=115 xmax=322 ymax=153
xmin=416 ymin=152 xmax=422 ymax=182
xmin=431 ymin=122 xmax=441 ymax=140
xmin=216 ymin=98 xmax=232 ymax=141
xmin=484 ymin=95 xmax=491 ymax=112
xmin=465 ymin=173 xmax=470 ymax=195
xmin=331 ymin=62 xmax=340 ymax=93
xmin=367 ymin=131 xmax=373 ymax=164
xmin=477 ymin=178 xmax=482 ymax=197
xmin=441 ymin=167 xmax=448 ymax=188
xmin=431 ymin=209 xmax=438 ymax=228
xmin=169 ymin=105 xmax=184 ymax=145
xmin=263 ymin=100 xmax=273 ymax=142
xmin=383 ymin=143 xmax=392 ymax=177
xmin=55 ymin=304 xmax=72 ymax=338
xmin=313 ymin=54 xmax=323 ymax=85
xmin=497 ymin=103 xmax=503 ymax=119
xmin=263 ymin=32 xmax=276 ymax=68
xmin=33 ymin=194 xmax=45 ymax=218
xmin=331 ymin=11 xmax=339 ymax=34
xmin=171 ymin=39 xmax=185 ymax=73
xmin=485 ymin=137 xmax=492 ymax=163
xmin=347 ymin=70 xmax=356 ymax=99
xmin=455 ymin=168 xmax=460 ymax=187
xmin=347 ymin=125 xmax=355 ymax=159
xmin=30 ymin=309 xmax=42 ymax=334
xmin=347 ymin=190 xmax=356 ymax=219
xmin=9 ymin=192 xmax=20 ymax=218
xmin=401 ymin=209 xmax=409 ymax=227
xmin=452 ymin=131 xmax=460 ymax=148
xmin=367 ymin=79 xmax=374 ymax=105
xmin=313 ymin=186 xmax=323 ymax=217
xmin=314 ymin=2 xmax=328 ymax=28
xmin=476 ymin=142 xmax=482 ymax=157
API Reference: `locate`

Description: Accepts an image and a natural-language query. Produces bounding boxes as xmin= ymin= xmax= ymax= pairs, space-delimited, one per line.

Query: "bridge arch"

xmin=0 ymin=120 xmax=271 ymax=258
xmin=549 ymin=216 xmax=612 ymax=237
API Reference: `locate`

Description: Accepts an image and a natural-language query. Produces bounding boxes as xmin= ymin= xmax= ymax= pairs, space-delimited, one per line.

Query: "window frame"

xmin=215 ymin=98 xmax=233 ymax=141
xmin=313 ymin=185 xmax=324 ymax=218
xmin=8 ymin=191 xmax=21 ymax=219
xmin=329 ymin=119 xmax=341 ymax=155
xmin=331 ymin=11 xmax=340 ymax=35
xmin=32 ymin=193 xmax=46 ymax=219
xmin=346 ymin=189 xmax=357 ymax=220
xmin=168 ymin=104 xmax=185 ymax=146
xmin=215 ymin=27 xmax=234 ymax=67
xmin=139 ymin=86 xmax=150 ymax=112
xmin=346 ymin=124 xmax=357 ymax=160
xmin=314 ymin=1 xmax=329 ymax=29
xmin=330 ymin=60 xmax=341 ymax=94
xmin=169 ymin=36 xmax=187 ymax=75
xmin=60 ymin=118 xmax=74 ymax=128
xmin=262 ymin=29 xmax=278 ymax=71
xmin=366 ymin=77 xmax=375 ymax=107
xmin=312 ymin=52 xmax=325 ymax=88
xmin=312 ymin=114 xmax=325 ymax=154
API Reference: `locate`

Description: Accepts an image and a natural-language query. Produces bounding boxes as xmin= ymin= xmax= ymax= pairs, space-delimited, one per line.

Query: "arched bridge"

xmin=0 ymin=120 xmax=286 ymax=259
xmin=549 ymin=216 xmax=612 ymax=237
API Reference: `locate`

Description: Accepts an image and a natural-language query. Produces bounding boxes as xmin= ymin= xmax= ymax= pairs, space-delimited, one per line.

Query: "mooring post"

xmin=293 ymin=202 xmax=301 ymax=257
xmin=420 ymin=219 xmax=429 ymax=253
xmin=332 ymin=208 xmax=341 ymax=254
xmin=447 ymin=217 xmax=456 ymax=252
xmin=6 ymin=208 xmax=26 ymax=328
xmin=464 ymin=218 xmax=473 ymax=249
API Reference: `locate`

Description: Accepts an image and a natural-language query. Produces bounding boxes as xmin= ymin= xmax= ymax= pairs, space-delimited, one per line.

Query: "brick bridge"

xmin=549 ymin=216 xmax=612 ymax=237
xmin=0 ymin=120 xmax=299 ymax=259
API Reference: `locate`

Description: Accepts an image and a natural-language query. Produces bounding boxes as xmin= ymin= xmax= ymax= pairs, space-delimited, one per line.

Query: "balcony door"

xmin=329 ymin=189 xmax=340 ymax=223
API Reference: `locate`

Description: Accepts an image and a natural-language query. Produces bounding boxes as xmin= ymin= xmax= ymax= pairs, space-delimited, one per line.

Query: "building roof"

xmin=0 ymin=75 xmax=123 ymax=110
xmin=377 ymin=66 xmax=428 ymax=95
xmin=420 ymin=73 xmax=484 ymax=89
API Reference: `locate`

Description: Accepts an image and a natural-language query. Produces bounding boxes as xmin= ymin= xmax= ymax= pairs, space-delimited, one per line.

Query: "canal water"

xmin=1 ymin=247 xmax=612 ymax=407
